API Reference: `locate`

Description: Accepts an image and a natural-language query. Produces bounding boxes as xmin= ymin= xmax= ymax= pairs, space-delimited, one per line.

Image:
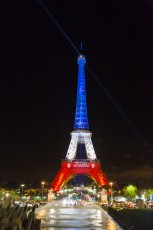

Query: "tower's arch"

xmin=59 ymin=172 xmax=103 ymax=190
xmin=51 ymin=160 xmax=108 ymax=192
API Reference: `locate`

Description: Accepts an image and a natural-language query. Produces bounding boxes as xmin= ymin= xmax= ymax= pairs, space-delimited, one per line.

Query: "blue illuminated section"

xmin=74 ymin=54 xmax=89 ymax=130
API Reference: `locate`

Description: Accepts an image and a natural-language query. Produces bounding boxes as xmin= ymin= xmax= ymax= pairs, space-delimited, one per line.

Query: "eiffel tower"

xmin=51 ymin=53 xmax=109 ymax=192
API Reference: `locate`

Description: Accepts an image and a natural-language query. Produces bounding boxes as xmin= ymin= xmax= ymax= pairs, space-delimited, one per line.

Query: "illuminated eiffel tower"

xmin=51 ymin=53 xmax=109 ymax=192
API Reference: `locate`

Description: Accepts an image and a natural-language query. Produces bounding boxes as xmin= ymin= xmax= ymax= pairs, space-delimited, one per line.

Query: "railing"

xmin=62 ymin=159 xmax=100 ymax=163
xmin=0 ymin=204 xmax=41 ymax=230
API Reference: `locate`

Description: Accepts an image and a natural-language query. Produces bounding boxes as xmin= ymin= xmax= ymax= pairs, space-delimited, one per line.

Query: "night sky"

xmin=1 ymin=0 xmax=153 ymax=185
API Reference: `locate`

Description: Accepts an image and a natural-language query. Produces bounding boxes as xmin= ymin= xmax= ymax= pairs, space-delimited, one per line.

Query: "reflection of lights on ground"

xmin=36 ymin=201 xmax=122 ymax=229
xmin=48 ymin=213 xmax=57 ymax=219
xmin=61 ymin=198 xmax=75 ymax=206
xmin=49 ymin=208 xmax=57 ymax=218
xmin=49 ymin=215 xmax=56 ymax=218
xmin=97 ymin=210 xmax=101 ymax=217
xmin=37 ymin=210 xmax=46 ymax=218
xmin=107 ymin=219 xmax=118 ymax=230
xmin=49 ymin=220 xmax=56 ymax=225
xmin=49 ymin=208 xmax=56 ymax=214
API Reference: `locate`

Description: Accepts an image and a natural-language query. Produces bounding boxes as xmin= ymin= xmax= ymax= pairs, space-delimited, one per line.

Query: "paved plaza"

xmin=35 ymin=200 xmax=123 ymax=230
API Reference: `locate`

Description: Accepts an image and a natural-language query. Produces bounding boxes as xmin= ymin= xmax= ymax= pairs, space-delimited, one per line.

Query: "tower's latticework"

xmin=51 ymin=54 xmax=109 ymax=192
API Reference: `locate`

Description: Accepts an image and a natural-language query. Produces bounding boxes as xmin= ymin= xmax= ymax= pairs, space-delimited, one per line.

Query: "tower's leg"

xmin=51 ymin=162 xmax=71 ymax=192
xmin=84 ymin=133 xmax=97 ymax=160
xmin=66 ymin=131 xmax=97 ymax=161
xmin=66 ymin=133 xmax=78 ymax=160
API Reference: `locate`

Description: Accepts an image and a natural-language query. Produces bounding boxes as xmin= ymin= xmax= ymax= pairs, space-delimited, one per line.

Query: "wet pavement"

xmin=35 ymin=200 xmax=123 ymax=230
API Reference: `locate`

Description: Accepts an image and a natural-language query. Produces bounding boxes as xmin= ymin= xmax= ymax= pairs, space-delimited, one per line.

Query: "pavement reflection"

xmin=35 ymin=199 xmax=123 ymax=230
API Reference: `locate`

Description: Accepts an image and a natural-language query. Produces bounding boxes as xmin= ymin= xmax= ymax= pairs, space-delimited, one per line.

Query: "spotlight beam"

xmin=37 ymin=0 xmax=151 ymax=154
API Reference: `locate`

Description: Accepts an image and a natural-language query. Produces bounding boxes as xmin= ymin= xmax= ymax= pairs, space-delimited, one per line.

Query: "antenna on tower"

xmin=80 ymin=42 xmax=83 ymax=51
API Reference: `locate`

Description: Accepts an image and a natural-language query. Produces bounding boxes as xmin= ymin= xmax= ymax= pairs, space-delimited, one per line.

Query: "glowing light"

xmin=67 ymin=163 xmax=71 ymax=168
xmin=5 ymin=193 xmax=9 ymax=197
xmin=110 ymin=182 xmax=113 ymax=203
xmin=41 ymin=181 xmax=45 ymax=202
xmin=74 ymin=55 xmax=89 ymax=130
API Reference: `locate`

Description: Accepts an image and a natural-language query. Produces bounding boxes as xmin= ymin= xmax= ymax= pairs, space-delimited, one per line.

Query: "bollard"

xmin=21 ymin=204 xmax=28 ymax=228
xmin=9 ymin=214 xmax=22 ymax=230
xmin=31 ymin=219 xmax=41 ymax=230
xmin=9 ymin=206 xmax=23 ymax=230
xmin=0 ymin=204 xmax=41 ymax=230
xmin=0 ymin=217 xmax=10 ymax=230
xmin=0 ymin=208 xmax=7 ymax=219
xmin=0 ymin=205 xmax=13 ymax=230
xmin=25 ymin=205 xmax=36 ymax=230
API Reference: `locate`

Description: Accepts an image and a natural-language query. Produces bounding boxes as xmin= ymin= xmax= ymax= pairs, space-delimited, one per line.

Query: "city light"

xmin=41 ymin=181 xmax=45 ymax=202
xmin=21 ymin=184 xmax=25 ymax=198
xmin=109 ymin=182 xmax=113 ymax=203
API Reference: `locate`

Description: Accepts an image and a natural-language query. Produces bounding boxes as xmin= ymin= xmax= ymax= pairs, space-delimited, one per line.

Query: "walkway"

xmin=35 ymin=199 xmax=123 ymax=230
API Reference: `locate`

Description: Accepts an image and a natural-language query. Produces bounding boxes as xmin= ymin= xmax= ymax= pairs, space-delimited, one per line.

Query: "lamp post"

xmin=21 ymin=184 xmax=25 ymax=199
xmin=110 ymin=182 xmax=113 ymax=204
xmin=41 ymin=181 xmax=45 ymax=202
xmin=97 ymin=193 xmax=100 ymax=202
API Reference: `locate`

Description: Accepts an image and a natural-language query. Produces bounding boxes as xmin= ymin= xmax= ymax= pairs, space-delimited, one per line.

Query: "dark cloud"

xmin=119 ymin=165 xmax=153 ymax=180
xmin=123 ymin=154 xmax=132 ymax=158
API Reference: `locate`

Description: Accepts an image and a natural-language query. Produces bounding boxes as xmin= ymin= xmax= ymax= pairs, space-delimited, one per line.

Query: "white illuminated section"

xmin=84 ymin=133 xmax=96 ymax=160
xmin=66 ymin=133 xmax=78 ymax=160
xmin=66 ymin=131 xmax=97 ymax=160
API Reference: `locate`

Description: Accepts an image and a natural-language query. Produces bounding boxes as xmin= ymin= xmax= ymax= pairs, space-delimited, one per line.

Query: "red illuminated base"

xmin=51 ymin=160 xmax=109 ymax=192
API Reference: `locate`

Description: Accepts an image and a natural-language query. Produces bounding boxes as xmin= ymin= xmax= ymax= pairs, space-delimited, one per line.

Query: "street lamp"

xmin=97 ymin=193 xmax=100 ymax=202
xmin=5 ymin=193 xmax=9 ymax=198
xmin=21 ymin=184 xmax=25 ymax=199
xmin=110 ymin=182 xmax=113 ymax=204
xmin=41 ymin=181 xmax=45 ymax=202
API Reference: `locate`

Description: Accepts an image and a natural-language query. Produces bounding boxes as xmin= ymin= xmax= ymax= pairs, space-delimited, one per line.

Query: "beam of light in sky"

xmin=86 ymin=66 xmax=152 ymax=153
xmin=37 ymin=0 xmax=152 ymax=154
xmin=37 ymin=0 xmax=80 ymax=54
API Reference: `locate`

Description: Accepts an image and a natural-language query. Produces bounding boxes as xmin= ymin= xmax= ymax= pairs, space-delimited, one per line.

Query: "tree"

xmin=0 ymin=189 xmax=4 ymax=201
xmin=142 ymin=189 xmax=153 ymax=200
xmin=123 ymin=185 xmax=137 ymax=200
xmin=10 ymin=190 xmax=20 ymax=202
